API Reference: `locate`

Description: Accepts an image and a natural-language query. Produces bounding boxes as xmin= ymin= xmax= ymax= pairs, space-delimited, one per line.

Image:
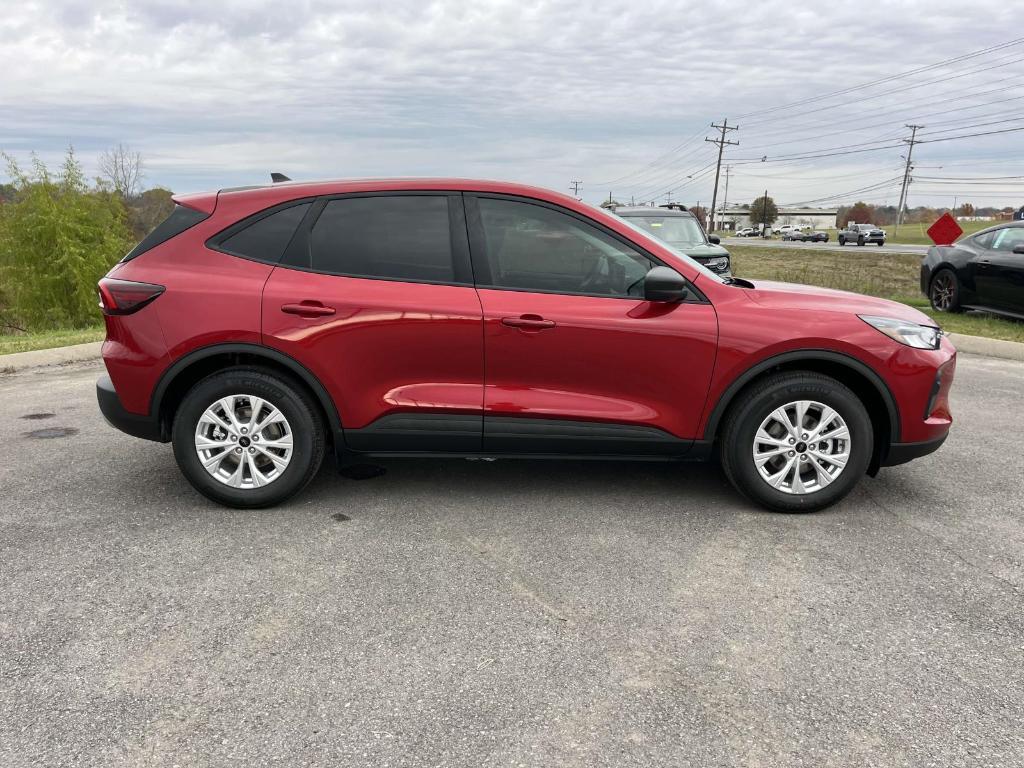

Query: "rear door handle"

xmin=501 ymin=314 xmax=556 ymax=330
xmin=281 ymin=301 xmax=336 ymax=318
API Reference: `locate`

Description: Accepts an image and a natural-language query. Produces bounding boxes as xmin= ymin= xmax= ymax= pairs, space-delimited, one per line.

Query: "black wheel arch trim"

xmin=701 ymin=349 xmax=901 ymax=445
xmin=150 ymin=342 xmax=343 ymax=438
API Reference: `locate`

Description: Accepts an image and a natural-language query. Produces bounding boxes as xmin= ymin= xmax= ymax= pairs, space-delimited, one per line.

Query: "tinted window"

xmin=973 ymin=231 xmax=995 ymax=249
xmin=122 ymin=205 xmax=208 ymax=262
xmin=991 ymin=227 xmax=1024 ymax=252
xmin=310 ymin=196 xmax=453 ymax=282
xmin=477 ymin=198 xmax=654 ymax=297
xmin=219 ymin=202 xmax=311 ymax=263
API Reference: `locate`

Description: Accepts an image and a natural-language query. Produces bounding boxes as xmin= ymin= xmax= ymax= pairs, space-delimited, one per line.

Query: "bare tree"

xmin=98 ymin=143 xmax=144 ymax=199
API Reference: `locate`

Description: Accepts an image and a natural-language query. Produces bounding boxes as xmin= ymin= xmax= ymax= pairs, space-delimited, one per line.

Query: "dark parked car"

xmin=921 ymin=221 xmax=1024 ymax=319
xmin=613 ymin=206 xmax=731 ymax=276
xmin=805 ymin=231 xmax=829 ymax=243
xmin=97 ymin=178 xmax=955 ymax=514
xmin=839 ymin=223 xmax=885 ymax=246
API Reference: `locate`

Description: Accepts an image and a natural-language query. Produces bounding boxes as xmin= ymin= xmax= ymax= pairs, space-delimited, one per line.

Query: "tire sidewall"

xmin=172 ymin=370 xmax=321 ymax=508
xmin=726 ymin=378 xmax=873 ymax=512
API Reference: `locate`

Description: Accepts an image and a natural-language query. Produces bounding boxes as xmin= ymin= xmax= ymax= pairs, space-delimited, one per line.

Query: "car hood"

xmin=670 ymin=242 xmax=730 ymax=259
xmin=743 ymin=280 xmax=935 ymax=325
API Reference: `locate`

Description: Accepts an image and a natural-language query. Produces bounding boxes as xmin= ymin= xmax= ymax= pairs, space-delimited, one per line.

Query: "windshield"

xmin=623 ymin=214 xmax=708 ymax=247
xmin=611 ymin=213 xmax=728 ymax=284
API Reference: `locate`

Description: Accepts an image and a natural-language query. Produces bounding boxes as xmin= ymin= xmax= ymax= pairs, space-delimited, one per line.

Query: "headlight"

xmin=705 ymin=257 xmax=729 ymax=268
xmin=859 ymin=315 xmax=942 ymax=350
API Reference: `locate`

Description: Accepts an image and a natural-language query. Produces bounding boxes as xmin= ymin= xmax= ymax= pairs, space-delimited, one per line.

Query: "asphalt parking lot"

xmin=2 ymin=356 xmax=1023 ymax=767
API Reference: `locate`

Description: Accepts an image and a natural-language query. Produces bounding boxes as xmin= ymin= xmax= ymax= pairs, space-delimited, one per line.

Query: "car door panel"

xmin=261 ymin=193 xmax=484 ymax=452
xmin=974 ymin=229 xmax=1024 ymax=313
xmin=465 ymin=194 xmax=719 ymax=454
xmin=477 ymin=288 xmax=718 ymax=449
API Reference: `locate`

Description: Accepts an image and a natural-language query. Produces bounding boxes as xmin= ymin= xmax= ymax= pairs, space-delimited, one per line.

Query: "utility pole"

xmin=721 ymin=165 xmax=732 ymax=231
xmin=895 ymin=124 xmax=923 ymax=233
xmin=569 ymin=180 xmax=583 ymax=198
xmin=665 ymin=190 xmax=673 ymax=205
xmin=760 ymin=189 xmax=769 ymax=239
xmin=706 ymin=119 xmax=739 ymax=232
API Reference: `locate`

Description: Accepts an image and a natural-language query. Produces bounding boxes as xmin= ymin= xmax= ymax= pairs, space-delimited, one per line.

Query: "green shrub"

xmin=0 ymin=149 xmax=134 ymax=330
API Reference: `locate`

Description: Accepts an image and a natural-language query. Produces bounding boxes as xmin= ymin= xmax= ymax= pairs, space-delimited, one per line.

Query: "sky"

xmin=1 ymin=0 xmax=1022 ymax=210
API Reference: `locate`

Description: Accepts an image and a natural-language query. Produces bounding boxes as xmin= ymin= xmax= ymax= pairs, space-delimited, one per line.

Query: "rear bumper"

xmin=881 ymin=433 xmax=948 ymax=467
xmin=97 ymin=374 xmax=164 ymax=442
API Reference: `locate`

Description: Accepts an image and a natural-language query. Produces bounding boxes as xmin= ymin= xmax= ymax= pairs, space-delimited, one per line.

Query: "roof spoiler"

xmin=271 ymin=172 xmax=291 ymax=183
xmin=171 ymin=191 xmax=218 ymax=215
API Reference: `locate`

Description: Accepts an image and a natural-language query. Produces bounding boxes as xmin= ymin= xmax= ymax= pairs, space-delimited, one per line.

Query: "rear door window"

xmin=309 ymin=196 xmax=455 ymax=283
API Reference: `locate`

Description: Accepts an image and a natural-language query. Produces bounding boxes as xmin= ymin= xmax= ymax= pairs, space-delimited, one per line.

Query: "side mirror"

xmin=708 ymin=234 xmax=721 ymax=245
xmin=1014 ymin=244 xmax=1024 ymax=255
xmin=644 ymin=266 xmax=689 ymax=303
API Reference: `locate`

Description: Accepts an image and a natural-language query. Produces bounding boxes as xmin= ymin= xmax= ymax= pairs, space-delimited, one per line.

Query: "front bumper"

xmin=97 ymin=375 xmax=164 ymax=442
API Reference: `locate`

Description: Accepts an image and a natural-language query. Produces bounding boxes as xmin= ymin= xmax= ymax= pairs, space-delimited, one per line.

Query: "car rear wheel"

xmin=929 ymin=268 xmax=963 ymax=313
xmin=719 ymin=372 xmax=873 ymax=513
xmin=172 ymin=368 xmax=326 ymax=508
xmin=857 ymin=236 xmax=865 ymax=246
xmin=838 ymin=237 xmax=846 ymax=246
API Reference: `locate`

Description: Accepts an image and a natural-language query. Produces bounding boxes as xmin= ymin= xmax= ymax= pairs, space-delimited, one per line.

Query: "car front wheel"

xmin=838 ymin=237 xmax=846 ymax=245
xmin=719 ymin=372 xmax=873 ymax=512
xmin=172 ymin=367 xmax=326 ymax=508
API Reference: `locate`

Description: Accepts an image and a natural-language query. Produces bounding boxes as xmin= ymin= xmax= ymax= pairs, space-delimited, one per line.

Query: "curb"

xmin=0 ymin=341 xmax=104 ymax=373
xmin=2 ymin=333 xmax=1024 ymax=373
xmin=947 ymin=332 xmax=1024 ymax=363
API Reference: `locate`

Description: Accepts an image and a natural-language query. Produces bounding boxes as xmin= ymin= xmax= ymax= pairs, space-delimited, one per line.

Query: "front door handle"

xmin=281 ymin=301 xmax=336 ymax=318
xmin=501 ymin=314 xmax=556 ymax=331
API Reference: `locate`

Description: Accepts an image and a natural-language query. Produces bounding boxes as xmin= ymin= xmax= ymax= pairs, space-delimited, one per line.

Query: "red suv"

xmin=96 ymin=179 xmax=956 ymax=512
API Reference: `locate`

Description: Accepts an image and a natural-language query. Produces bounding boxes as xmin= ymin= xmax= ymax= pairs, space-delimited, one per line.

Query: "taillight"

xmin=97 ymin=278 xmax=165 ymax=316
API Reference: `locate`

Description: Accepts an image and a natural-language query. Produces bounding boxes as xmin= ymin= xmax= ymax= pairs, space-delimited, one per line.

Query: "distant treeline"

xmin=0 ymin=148 xmax=174 ymax=332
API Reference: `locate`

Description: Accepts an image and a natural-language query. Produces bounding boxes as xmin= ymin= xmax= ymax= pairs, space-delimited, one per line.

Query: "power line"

xmin=733 ymin=38 xmax=1024 ymax=122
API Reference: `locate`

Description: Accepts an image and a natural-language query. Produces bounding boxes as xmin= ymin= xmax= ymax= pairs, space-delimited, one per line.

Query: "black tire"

xmin=876 ymin=241 xmax=884 ymax=247
xmin=718 ymin=372 xmax=873 ymax=513
xmin=929 ymin=268 xmax=963 ymax=313
xmin=838 ymin=237 xmax=846 ymax=246
xmin=857 ymin=236 xmax=865 ymax=246
xmin=172 ymin=367 xmax=326 ymax=508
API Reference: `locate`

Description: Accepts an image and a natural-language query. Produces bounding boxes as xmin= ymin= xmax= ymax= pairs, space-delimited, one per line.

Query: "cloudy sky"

xmin=1 ymin=1 xmax=1022 ymax=209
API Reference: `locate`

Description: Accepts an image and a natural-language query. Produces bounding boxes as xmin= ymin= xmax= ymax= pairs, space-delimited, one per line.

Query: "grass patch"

xmin=886 ymin=219 xmax=994 ymax=245
xmin=0 ymin=326 xmax=105 ymax=356
xmin=729 ymin=244 xmax=1024 ymax=343
xmin=729 ymin=245 xmax=920 ymax=299
xmin=918 ymin=309 xmax=1024 ymax=344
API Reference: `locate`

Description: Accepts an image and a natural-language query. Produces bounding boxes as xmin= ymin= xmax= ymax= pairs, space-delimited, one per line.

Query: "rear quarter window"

xmin=122 ymin=205 xmax=209 ymax=262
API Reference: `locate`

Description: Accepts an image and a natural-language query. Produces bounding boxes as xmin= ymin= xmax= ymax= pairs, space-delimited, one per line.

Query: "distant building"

xmin=714 ymin=205 xmax=839 ymax=231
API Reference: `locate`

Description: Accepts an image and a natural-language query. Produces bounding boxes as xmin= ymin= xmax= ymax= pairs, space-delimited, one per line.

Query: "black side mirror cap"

xmin=708 ymin=235 xmax=721 ymax=245
xmin=643 ymin=266 xmax=689 ymax=303
xmin=1014 ymin=244 xmax=1024 ymax=255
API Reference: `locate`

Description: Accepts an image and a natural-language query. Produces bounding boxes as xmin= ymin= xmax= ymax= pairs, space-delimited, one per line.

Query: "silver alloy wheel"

xmin=194 ymin=394 xmax=293 ymax=489
xmin=752 ymin=400 xmax=850 ymax=495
